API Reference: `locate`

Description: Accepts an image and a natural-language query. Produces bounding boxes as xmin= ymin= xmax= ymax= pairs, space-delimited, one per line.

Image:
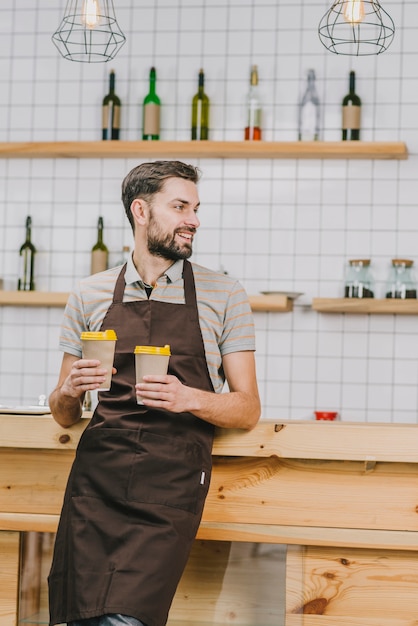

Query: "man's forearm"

xmin=190 ymin=388 xmax=260 ymax=430
xmin=49 ymin=386 xmax=83 ymax=428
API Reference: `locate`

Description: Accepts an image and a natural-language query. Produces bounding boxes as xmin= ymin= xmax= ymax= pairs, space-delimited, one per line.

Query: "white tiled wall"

xmin=1 ymin=0 xmax=417 ymax=423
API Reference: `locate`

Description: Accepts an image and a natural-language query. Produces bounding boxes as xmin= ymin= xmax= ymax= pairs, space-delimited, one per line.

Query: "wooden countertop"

xmin=1 ymin=413 xmax=417 ymax=462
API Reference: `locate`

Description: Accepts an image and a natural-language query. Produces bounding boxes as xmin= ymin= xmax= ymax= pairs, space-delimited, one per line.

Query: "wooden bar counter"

xmin=1 ymin=414 xmax=418 ymax=626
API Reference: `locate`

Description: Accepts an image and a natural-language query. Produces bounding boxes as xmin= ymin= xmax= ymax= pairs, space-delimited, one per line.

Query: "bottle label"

xmin=143 ymin=103 xmax=160 ymax=136
xmin=91 ymin=250 xmax=108 ymax=275
xmin=102 ymin=104 xmax=121 ymax=132
xmin=195 ymin=100 xmax=203 ymax=140
xmin=342 ymin=105 xmax=361 ymax=130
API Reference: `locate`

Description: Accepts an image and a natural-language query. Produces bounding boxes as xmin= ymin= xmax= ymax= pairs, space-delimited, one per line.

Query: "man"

xmin=48 ymin=160 xmax=261 ymax=626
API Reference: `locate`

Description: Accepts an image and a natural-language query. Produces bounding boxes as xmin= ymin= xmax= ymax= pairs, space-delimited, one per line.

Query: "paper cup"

xmin=134 ymin=344 xmax=171 ymax=404
xmin=81 ymin=330 xmax=117 ymax=391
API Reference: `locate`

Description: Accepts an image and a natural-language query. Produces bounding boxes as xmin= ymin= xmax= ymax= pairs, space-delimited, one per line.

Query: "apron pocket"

xmin=71 ymin=427 xmax=138 ymax=501
xmin=127 ymin=429 xmax=205 ymax=514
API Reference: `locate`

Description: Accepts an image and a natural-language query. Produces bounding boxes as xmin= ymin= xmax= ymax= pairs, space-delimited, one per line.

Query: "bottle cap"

xmin=392 ymin=259 xmax=413 ymax=267
xmin=81 ymin=330 xmax=117 ymax=341
xmin=349 ymin=259 xmax=370 ymax=266
xmin=134 ymin=344 xmax=171 ymax=356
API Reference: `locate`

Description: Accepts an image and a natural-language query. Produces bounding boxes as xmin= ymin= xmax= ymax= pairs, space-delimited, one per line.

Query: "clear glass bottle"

xmin=244 ymin=65 xmax=262 ymax=141
xmin=385 ymin=259 xmax=417 ymax=299
xmin=344 ymin=259 xmax=374 ymax=298
xmin=298 ymin=69 xmax=320 ymax=141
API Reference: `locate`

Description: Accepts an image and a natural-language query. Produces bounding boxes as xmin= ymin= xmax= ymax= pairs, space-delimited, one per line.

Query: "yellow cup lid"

xmin=134 ymin=344 xmax=171 ymax=356
xmin=80 ymin=330 xmax=118 ymax=341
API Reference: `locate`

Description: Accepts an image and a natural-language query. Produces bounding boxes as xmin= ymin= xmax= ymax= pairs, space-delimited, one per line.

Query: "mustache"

xmin=174 ymin=226 xmax=197 ymax=235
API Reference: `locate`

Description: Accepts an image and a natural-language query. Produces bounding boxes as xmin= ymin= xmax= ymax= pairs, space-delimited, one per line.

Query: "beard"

xmin=147 ymin=211 xmax=195 ymax=261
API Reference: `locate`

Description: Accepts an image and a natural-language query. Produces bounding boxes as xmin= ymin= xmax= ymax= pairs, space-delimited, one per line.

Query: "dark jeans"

xmin=68 ymin=614 xmax=147 ymax=626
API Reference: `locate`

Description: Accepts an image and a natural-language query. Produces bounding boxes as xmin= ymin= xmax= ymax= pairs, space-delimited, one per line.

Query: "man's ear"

xmin=130 ymin=198 xmax=148 ymax=226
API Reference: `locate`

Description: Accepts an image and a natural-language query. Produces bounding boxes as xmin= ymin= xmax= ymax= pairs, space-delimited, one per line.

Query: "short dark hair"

xmin=121 ymin=160 xmax=201 ymax=231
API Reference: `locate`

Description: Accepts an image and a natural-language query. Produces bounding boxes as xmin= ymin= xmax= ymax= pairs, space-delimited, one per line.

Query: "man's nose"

xmin=186 ymin=211 xmax=200 ymax=228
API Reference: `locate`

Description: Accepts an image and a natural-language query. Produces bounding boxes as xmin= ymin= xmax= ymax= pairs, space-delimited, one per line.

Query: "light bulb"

xmin=343 ymin=0 xmax=365 ymax=24
xmin=82 ymin=0 xmax=101 ymax=28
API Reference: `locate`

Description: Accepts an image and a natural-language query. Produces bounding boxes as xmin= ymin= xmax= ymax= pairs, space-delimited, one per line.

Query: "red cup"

xmin=314 ymin=411 xmax=338 ymax=421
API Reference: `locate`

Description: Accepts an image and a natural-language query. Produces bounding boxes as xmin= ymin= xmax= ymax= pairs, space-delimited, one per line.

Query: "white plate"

xmin=0 ymin=405 xmax=51 ymax=415
xmin=260 ymin=291 xmax=304 ymax=300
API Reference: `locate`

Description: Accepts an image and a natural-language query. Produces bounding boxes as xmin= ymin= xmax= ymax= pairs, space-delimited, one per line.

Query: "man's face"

xmin=146 ymin=177 xmax=200 ymax=261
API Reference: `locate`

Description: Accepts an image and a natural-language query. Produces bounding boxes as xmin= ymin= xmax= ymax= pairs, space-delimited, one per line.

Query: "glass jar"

xmin=344 ymin=259 xmax=374 ymax=298
xmin=385 ymin=259 xmax=417 ymax=299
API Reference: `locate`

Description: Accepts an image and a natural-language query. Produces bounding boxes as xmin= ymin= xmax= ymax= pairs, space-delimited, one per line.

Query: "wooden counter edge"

xmin=1 ymin=513 xmax=417 ymax=551
xmin=1 ymin=415 xmax=418 ymax=462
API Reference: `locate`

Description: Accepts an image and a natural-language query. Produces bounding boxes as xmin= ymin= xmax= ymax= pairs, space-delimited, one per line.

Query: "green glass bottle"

xmin=142 ymin=67 xmax=161 ymax=140
xmin=17 ymin=215 xmax=36 ymax=291
xmin=102 ymin=69 xmax=121 ymax=140
xmin=91 ymin=216 xmax=109 ymax=275
xmin=191 ymin=69 xmax=209 ymax=140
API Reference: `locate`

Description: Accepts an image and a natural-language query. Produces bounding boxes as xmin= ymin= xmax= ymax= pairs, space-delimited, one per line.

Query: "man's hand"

xmin=136 ymin=374 xmax=192 ymax=412
xmin=61 ymin=358 xmax=112 ymax=398
xmin=49 ymin=353 xmax=117 ymax=428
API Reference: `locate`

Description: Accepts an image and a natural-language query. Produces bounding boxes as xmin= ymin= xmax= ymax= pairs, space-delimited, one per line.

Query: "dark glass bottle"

xmin=102 ymin=70 xmax=121 ymax=140
xmin=18 ymin=215 xmax=36 ymax=291
xmin=245 ymin=65 xmax=262 ymax=141
xmin=91 ymin=217 xmax=108 ymax=275
xmin=142 ymin=67 xmax=161 ymax=140
xmin=191 ymin=69 xmax=209 ymax=140
xmin=342 ymin=71 xmax=361 ymax=141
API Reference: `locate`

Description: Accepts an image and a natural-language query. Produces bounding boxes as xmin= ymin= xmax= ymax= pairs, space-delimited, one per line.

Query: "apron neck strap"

xmin=113 ymin=260 xmax=195 ymax=305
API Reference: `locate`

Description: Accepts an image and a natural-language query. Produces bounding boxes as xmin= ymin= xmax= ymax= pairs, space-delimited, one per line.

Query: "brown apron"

xmin=48 ymin=260 xmax=215 ymax=626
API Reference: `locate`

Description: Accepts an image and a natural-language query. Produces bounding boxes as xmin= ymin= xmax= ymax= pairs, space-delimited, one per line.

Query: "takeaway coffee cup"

xmin=134 ymin=344 xmax=171 ymax=404
xmin=81 ymin=330 xmax=117 ymax=391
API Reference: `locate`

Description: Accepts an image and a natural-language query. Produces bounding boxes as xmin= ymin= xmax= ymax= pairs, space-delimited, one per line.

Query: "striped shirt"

xmin=59 ymin=256 xmax=256 ymax=393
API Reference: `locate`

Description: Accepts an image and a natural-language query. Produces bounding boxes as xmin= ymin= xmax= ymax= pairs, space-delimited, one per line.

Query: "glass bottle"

xmin=118 ymin=245 xmax=131 ymax=266
xmin=191 ymin=69 xmax=209 ymax=140
xmin=342 ymin=70 xmax=361 ymax=141
xmin=142 ymin=67 xmax=161 ymax=140
xmin=298 ymin=69 xmax=320 ymax=141
xmin=344 ymin=259 xmax=374 ymax=298
xmin=18 ymin=215 xmax=36 ymax=291
xmin=91 ymin=217 xmax=108 ymax=275
xmin=385 ymin=259 xmax=417 ymax=299
xmin=244 ymin=65 xmax=262 ymax=141
xmin=102 ymin=69 xmax=121 ymax=140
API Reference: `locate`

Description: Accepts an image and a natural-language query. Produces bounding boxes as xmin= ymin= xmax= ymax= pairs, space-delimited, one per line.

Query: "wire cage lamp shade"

xmin=52 ymin=0 xmax=126 ymax=63
xmin=318 ymin=0 xmax=395 ymax=56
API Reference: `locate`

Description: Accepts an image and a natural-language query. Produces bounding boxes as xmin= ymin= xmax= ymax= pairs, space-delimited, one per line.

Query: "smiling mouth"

xmin=177 ymin=231 xmax=194 ymax=242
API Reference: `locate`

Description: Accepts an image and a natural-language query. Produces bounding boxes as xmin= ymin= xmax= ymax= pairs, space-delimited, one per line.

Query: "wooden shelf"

xmin=5 ymin=292 xmax=418 ymax=314
xmin=0 ymin=291 xmax=292 ymax=312
xmin=0 ymin=140 xmax=408 ymax=160
xmin=0 ymin=291 xmax=69 ymax=307
xmin=313 ymin=297 xmax=418 ymax=314
xmin=249 ymin=294 xmax=293 ymax=312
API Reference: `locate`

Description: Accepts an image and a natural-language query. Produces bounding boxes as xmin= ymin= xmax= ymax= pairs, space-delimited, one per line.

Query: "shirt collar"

xmin=125 ymin=253 xmax=184 ymax=286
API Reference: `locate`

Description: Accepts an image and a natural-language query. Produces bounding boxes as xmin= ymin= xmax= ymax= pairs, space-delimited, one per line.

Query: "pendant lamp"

xmin=52 ymin=0 xmax=126 ymax=63
xmin=318 ymin=0 xmax=395 ymax=56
